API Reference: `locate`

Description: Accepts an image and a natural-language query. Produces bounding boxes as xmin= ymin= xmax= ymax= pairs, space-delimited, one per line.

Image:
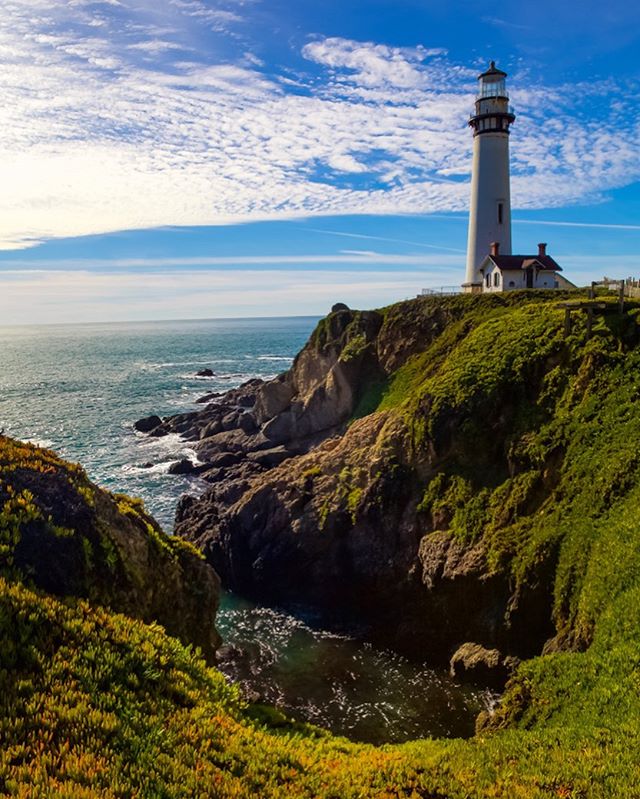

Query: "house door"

xmin=526 ymin=268 xmax=534 ymax=288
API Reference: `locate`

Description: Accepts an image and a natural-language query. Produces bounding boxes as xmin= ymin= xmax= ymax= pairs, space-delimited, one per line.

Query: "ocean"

xmin=0 ymin=316 xmax=491 ymax=743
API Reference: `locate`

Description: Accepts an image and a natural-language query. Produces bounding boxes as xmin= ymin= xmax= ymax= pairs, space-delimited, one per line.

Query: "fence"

xmin=419 ymin=286 xmax=462 ymax=296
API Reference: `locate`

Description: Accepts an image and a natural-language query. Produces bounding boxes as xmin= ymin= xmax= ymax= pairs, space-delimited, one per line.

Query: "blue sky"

xmin=0 ymin=0 xmax=639 ymax=323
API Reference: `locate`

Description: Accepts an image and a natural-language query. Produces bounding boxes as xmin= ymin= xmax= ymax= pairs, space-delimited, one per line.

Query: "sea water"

xmin=0 ymin=316 xmax=492 ymax=744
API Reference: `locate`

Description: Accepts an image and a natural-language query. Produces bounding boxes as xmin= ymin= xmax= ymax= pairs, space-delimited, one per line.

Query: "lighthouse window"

xmin=497 ymin=202 xmax=504 ymax=225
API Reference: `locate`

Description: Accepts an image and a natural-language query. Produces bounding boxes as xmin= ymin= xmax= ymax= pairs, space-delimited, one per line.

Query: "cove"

xmin=216 ymin=591 xmax=494 ymax=744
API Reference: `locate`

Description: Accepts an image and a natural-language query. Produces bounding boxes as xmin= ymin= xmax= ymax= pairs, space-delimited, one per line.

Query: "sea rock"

xmin=196 ymin=368 xmax=215 ymax=377
xmin=450 ymin=643 xmax=520 ymax=688
xmin=216 ymin=643 xmax=246 ymax=663
xmin=168 ymin=458 xmax=204 ymax=476
xmin=134 ymin=414 xmax=162 ymax=433
xmin=196 ymin=391 xmax=222 ymax=404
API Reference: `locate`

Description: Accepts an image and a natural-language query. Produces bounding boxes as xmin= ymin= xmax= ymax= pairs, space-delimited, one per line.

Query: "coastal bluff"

xmin=142 ymin=290 xmax=640 ymax=680
xmin=0 ymin=435 xmax=221 ymax=661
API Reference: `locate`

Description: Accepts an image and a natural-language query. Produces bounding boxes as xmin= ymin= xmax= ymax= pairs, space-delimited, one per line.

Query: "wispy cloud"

xmin=0 ymin=5 xmax=638 ymax=250
xmin=0 ymin=253 xmax=448 ymax=270
xmin=0 ymin=268 xmax=439 ymax=325
xmin=513 ymin=220 xmax=640 ymax=231
xmin=482 ymin=16 xmax=532 ymax=31
xmin=306 ymin=228 xmax=466 ymax=253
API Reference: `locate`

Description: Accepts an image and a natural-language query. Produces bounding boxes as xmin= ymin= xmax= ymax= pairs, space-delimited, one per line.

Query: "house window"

xmin=486 ymin=273 xmax=491 ymax=288
xmin=497 ymin=202 xmax=504 ymax=225
xmin=508 ymin=280 xmax=515 ymax=288
xmin=494 ymin=272 xmax=500 ymax=287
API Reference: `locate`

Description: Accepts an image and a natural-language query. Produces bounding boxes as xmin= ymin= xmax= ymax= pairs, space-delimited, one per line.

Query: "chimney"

xmin=538 ymin=242 xmax=547 ymax=257
xmin=490 ymin=241 xmax=500 ymax=257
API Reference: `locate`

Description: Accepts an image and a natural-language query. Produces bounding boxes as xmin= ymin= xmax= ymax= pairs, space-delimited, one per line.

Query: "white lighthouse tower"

xmin=462 ymin=62 xmax=516 ymax=292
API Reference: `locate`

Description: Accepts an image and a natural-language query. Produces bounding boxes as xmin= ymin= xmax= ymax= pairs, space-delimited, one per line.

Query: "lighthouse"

xmin=462 ymin=62 xmax=516 ymax=292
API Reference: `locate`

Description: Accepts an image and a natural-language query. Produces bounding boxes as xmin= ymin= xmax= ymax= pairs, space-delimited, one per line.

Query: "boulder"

xmin=208 ymin=452 xmax=242 ymax=469
xmin=196 ymin=391 xmax=222 ymax=404
xmin=331 ymin=302 xmax=350 ymax=313
xmin=449 ymin=643 xmax=519 ymax=688
xmin=222 ymin=411 xmax=241 ymax=431
xmin=134 ymin=415 xmax=162 ymax=433
xmin=254 ymin=376 xmax=295 ymax=425
xmin=196 ymin=368 xmax=215 ymax=377
xmin=238 ymin=412 xmax=258 ymax=435
xmin=168 ymin=459 xmax=201 ymax=476
xmin=200 ymin=419 xmax=223 ymax=439
xmin=247 ymin=446 xmax=292 ymax=468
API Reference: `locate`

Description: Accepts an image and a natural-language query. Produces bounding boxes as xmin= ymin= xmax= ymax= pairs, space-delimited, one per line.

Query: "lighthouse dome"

xmin=477 ymin=61 xmax=508 ymax=99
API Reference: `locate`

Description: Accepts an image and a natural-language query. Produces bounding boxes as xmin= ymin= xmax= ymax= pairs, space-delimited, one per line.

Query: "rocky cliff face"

xmin=0 ymin=436 xmax=221 ymax=661
xmin=140 ymin=292 xmax=640 ymax=674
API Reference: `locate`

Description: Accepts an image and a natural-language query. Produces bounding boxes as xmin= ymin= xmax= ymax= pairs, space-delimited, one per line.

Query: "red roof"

xmin=485 ymin=255 xmax=562 ymax=272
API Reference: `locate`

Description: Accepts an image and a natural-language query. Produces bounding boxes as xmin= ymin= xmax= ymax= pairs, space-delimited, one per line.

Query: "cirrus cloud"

xmin=0 ymin=2 xmax=638 ymax=251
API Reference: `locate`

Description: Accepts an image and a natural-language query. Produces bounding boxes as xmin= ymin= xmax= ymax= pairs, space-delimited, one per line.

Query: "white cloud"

xmin=302 ymin=37 xmax=448 ymax=89
xmin=0 ymin=6 xmax=638 ymax=250
xmin=0 ymin=253 xmax=447 ymax=269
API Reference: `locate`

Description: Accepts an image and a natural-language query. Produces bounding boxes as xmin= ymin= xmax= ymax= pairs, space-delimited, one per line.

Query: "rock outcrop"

xmin=0 ymin=436 xmax=221 ymax=661
xmin=449 ymin=642 xmax=520 ymax=688
xmin=134 ymin=414 xmax=162 ymax=433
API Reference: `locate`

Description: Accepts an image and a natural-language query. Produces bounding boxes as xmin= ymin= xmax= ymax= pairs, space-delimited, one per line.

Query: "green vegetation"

xmin=115 ymin=492 xmax=204 ymax=561
xmin=2 ymin=292 xmax=640 ymax=796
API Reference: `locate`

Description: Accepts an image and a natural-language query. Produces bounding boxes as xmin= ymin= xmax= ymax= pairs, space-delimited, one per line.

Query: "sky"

xmin=0 ymin=0 xmax=639 ymax=324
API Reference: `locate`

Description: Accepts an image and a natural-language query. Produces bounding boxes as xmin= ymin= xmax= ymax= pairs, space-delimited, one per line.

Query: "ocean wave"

xmin=141 ymin=359 xmax=241 ymax=370
xmin=23 ymin=437 xmax=56 ymax=450
xmin=178 ymin=371 xmax=264 ymax=382
xmin=123 ymin=461 xmax=176 ymax=476
xmin=133 ymin=432 xmax=197 ymax=457
xmin=122 ymin=444 xmax=203 ymax=476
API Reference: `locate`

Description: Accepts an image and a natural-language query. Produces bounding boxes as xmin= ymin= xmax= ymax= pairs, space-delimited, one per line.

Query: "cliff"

xmin=0 ymin=435 xmax=221 ymax=660
xmin=149 ymin=291 xmax=640 ymax=674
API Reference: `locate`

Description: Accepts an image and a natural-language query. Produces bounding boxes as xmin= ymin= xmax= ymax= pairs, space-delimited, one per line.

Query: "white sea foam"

xmin=23 ymin=437 xmax=56 ymax=450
